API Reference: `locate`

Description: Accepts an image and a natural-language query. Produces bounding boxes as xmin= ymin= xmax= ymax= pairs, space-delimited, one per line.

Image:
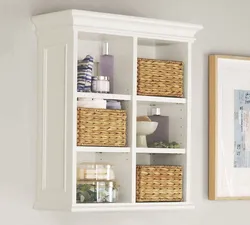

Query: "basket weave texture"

xmin=136 ymin=165 xmax=183 ymax=202
xmin=77 ymin=108 xmax=127 ymax=147
xmin=137 ymin=58 xmax=184 ymax=97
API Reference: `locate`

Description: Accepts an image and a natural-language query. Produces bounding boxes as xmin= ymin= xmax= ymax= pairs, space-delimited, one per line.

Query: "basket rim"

xmin=137 ymin=57 xmax=183 ymax=64
xmin=77 ymin=107 xmax=126 ymax=112
xmin=136 ymin=165 xmax=182 ymax=168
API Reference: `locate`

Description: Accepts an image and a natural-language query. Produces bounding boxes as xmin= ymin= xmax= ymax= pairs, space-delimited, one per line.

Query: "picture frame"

xmin=209 ymin=55 xmax=250 ymax=200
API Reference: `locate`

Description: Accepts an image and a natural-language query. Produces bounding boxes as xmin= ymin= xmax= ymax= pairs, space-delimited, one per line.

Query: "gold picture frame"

xmin=209 ymin=55 xmax=250 ymax=200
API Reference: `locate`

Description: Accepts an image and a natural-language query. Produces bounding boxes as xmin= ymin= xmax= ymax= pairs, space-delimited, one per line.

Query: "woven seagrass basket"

xmin=137 ymin=58 xmax=184 ymax=97
xmin=77 ymin=108 xmax=127 ymax=147
xmin=136 ymin=165 xmax=183 ymax=202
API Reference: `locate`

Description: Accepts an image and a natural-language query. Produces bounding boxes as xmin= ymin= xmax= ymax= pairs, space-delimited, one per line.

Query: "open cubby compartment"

xmin=137 ymin=38 xmax=189 ymax=98
xmin=76 ymin=152 xmax=133 ymax=203
xmin=77 ymin=32 xmax=134 ymax=95
xmin=136 ymin=153 xmax=187 ymax=202
xmin=137 ymin=103 xmax=187 ymax=149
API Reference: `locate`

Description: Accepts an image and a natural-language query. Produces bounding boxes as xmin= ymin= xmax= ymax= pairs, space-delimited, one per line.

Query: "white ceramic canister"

xmin=92 ymin=76 xmax=110 ymax=93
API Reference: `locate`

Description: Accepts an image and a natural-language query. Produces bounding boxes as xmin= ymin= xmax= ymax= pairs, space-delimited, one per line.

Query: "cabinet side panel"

xmin=43 ymin=44 xmax=67 ymax=191
xmin=35 ymin=29 xmax=75 ymax=210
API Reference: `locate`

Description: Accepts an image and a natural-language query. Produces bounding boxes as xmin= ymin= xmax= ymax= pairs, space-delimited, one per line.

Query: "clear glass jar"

xmin=76 ymin=181 xmax=119 ymax=203
xmin=77 ymin=163 xmax=115 ymax=181
xmin=92 ymin=76 xmax=110 ymax=93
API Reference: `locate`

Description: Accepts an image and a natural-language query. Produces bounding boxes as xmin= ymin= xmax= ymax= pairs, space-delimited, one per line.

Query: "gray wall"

xmin=1 ymin=0 xmax=250 ymax=224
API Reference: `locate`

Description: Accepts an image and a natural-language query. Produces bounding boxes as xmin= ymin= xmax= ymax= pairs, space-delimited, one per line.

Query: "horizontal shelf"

xmin=71 ymin=202 xmax=194 ymax=212
xmin=76 ymin=146 xmax=130 ymax=153
xmin=136 ymin=148 xmax=186 ymax=154
xmin=76 ymin=92 xmax=131 ymax=101
xmin=136 ymin=95 xmax=186 ymax=104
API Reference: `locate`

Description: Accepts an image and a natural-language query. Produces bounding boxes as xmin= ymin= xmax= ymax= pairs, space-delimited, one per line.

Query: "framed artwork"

xmin=209 ymin=55 xmax=250 ymax=200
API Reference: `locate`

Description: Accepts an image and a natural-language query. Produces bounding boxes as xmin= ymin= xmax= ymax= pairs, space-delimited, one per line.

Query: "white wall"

xmin=1 ymin=0 xmax=250 ymax=224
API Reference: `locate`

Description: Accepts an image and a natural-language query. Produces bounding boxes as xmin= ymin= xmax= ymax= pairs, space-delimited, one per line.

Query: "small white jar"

xmin=92 ymin=76 xmax=110 ymax=93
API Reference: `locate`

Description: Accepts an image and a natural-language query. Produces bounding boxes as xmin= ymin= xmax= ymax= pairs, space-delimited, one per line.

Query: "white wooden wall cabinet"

xmin=32 ymin=10 xmax=203 ymax=212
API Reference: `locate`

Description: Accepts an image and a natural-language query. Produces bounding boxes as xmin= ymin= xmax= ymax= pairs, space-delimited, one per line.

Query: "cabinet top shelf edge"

xmin=32 ymin=10 xmax=203 ymax=42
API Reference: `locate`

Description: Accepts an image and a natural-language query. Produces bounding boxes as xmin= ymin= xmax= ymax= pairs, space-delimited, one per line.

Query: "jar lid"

xmin=92 ymin=76 xmax=110 ymax=81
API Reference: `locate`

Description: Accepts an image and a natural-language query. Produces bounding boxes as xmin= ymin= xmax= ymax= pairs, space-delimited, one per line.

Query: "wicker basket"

xmin=77 ymin=108 xmax=127 ymax=147
xmin=137 ymin=58 xmax=184 ymax=97
xmin=136 ymin=165 xmax=183 ymax=202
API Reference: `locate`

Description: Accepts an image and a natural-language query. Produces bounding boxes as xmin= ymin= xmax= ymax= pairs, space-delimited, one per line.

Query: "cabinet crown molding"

xmin=32 ymin=9 xmax=203 ymax=42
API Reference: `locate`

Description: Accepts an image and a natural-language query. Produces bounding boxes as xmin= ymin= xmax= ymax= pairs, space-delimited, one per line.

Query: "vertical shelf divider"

xmin=184 ymin=42 xmax=193 ymax=203
xmin=131 ymin=36 xmax=138 ymax=203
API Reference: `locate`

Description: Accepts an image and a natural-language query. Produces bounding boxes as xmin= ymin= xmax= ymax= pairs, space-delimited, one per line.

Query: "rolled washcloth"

xmin=77 ymin=55 xmax=94 ymax=92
